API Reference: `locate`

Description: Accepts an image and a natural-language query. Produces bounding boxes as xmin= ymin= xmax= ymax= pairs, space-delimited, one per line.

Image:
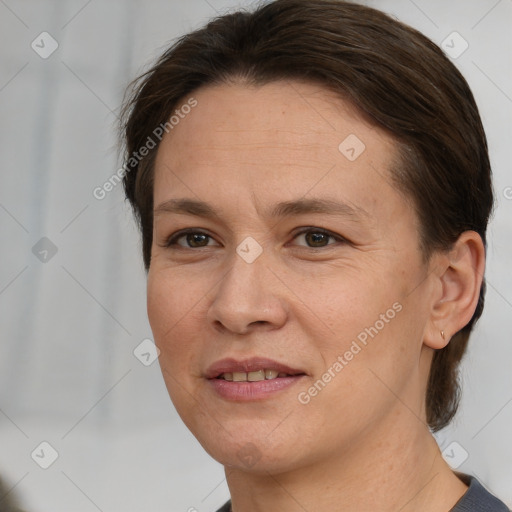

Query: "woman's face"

xmin=148 ymin=80 xmax=437 ymax=472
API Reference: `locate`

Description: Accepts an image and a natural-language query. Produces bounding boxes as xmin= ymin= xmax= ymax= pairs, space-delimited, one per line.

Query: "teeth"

xmin=248 ymin=370 xmax=265 ymax=381
xmin=219 ymin=369 xmax=289 ymax=381
xmin=265 ymin=369 xmax=279 ymax=380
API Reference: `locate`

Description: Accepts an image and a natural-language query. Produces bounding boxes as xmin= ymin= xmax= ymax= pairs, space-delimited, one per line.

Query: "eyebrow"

xmin=154 ymin=197 xmax=369 ymax=222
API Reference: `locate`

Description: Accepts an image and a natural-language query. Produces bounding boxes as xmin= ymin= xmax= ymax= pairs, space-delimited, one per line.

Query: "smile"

xmin=217 ymin=369 xmax=296 ymax=381
xmin=205 ymin=357 xmax=307 ymax=401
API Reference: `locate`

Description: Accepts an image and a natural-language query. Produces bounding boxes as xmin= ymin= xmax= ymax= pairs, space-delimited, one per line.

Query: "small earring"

xmin=441 ymin=330 xmax=445 ymax=340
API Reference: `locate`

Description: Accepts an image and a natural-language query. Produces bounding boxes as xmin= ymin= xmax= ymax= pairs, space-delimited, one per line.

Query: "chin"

xmin=192 ymin=423 xmax=309 ymax=474
xmin=210 ymin=445 xmax=300 ymax=475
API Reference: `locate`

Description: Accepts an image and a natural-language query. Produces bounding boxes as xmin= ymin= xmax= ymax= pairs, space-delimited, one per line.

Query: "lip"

xmin=204 ymin=357 xmax=306 ymax=379
xmin=208 ymin=376 xmax=306 ymax=401
xmin=205 ymin=357 xmax=307 ymax=402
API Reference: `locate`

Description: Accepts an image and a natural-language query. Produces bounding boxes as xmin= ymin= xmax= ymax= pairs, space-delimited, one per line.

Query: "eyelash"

xmin=162 ymin=227 xmax=346 ymax=250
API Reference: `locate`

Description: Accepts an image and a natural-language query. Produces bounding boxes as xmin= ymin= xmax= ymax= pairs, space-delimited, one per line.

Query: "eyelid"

xmin=162 ymin=227 xmax=219 ymax=248
xmin=290 ymin=226 xmax=347 ymax=247
xmin=161 ymin=226 xmax=347 ymax=249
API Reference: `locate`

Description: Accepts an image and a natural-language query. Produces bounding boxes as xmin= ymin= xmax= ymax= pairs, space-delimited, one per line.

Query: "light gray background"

xmin=0 ymin=0 xmax=511 ymax=510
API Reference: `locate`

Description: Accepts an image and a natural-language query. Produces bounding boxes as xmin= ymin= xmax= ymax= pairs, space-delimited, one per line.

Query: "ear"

xmin=424 ymin=231 xmax=486 ymax=350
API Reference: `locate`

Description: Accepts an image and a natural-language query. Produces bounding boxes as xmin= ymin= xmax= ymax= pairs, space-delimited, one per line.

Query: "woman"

xmin=119 ymin=0 xmax=510 ymax=510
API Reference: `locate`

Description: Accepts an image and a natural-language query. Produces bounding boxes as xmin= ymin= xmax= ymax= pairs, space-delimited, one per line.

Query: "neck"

xmin=225 ymin=409 xmax=468 ymax=512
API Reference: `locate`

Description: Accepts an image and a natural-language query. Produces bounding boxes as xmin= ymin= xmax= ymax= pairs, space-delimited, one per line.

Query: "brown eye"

xmin=164 ymin=229 xmax=217 ymax=248
xmin=293 ymin=228 xmax=344 ymax=248
xmin=185 ymin=233 xmax=209 ymax=247
xmin=304 ymin=231 xmax=330 ymax=247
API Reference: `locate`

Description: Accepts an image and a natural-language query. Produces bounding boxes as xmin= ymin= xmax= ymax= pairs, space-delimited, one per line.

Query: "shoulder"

xmin=214 ymin=475 xmax=511 ymax=512
xmin=215 ymin=500 xmax=231 ymax=512
xmin=451 ymin=473 xmax=510 ymax=512
xmin=213 ymin=475 xmax=511 ymax=512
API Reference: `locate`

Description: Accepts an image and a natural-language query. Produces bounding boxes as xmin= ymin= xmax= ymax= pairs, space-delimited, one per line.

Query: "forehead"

xmin=153 ymin=80 xmax=403 ymax=223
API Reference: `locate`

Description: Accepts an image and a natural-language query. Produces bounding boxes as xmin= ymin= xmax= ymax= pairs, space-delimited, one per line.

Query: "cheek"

xmin=146 ymin=269 xmax=199 ymax=372
xmin=147 ymin=274 xmax=173 ymax=340
xmin=302 ymin=306 xmax=418 ymax=446
xmin=309 ymin=267 xmax=419 ymax=390
xmin=147 ymin=266 xmax=203 ymax=336
xmin=306 ymin=269 xmax=399 ymax=344
xmin=147 ymin=270 xmax=203 ymax=417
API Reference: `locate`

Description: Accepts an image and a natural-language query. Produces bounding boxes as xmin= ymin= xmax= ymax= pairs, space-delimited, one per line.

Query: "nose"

xmin=206 ymin=248 xmax=288 ymax=335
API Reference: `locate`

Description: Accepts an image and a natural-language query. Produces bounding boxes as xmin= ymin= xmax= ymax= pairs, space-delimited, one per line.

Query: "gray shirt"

xmin=215 ymin=473 xmax=510 ymax=511
xmin=451 ymin=473 xmax=510 ymax=511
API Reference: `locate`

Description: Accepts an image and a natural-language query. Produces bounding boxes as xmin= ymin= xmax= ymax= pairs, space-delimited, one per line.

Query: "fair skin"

xmin=147 ymin=80 xmax=485 ymax=512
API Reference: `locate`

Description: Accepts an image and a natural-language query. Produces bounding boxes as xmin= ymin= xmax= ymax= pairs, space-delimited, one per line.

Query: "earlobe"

xmin=424 ymin=231 xmax=486 ymax=350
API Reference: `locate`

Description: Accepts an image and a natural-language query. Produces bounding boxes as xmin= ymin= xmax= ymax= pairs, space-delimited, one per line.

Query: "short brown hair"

xmin=120 ymin=0 xmax=494 ymax=432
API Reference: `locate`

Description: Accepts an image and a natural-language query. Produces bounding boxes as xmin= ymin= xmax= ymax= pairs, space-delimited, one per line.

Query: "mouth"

xmin=215 ymin=369 xmax=303 ymax=381
xmin=205 ymin=357 xmax=307 ymax=380
xmin=205 ymin=357 xmax=307 ymax=401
